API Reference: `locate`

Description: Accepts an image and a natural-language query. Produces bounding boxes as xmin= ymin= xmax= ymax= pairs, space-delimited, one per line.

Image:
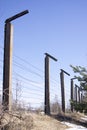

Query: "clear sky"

xmin=0 ymin=0 xmax=87 ymax=109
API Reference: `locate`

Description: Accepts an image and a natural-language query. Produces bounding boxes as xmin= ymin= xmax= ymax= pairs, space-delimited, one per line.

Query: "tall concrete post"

xmin=78 ymin=88 xmax=80 ymax=103
xmin=70 ymin=78 xmax=77 ymax=112
xmin=60 ymin=71 xmax=65 ymax=113
xmin=75 ymin=85 xmax=77 ymax=104
xmin=44 ymin=56 xmax=50 ymax=115
xmin=71 ymin=79 xmax=74 ymax=112
xmin=81 ymin=91 xmax=83 ymax=103
xmin=44 ymin=53 xmax=57 ymax=115
xmin=2 ymin=10 xmax=29 ymax=111
xmin=3 ymin=22 xmax=13 ymax=111
xmin=60 ymin=69 xmax=70 ymax=113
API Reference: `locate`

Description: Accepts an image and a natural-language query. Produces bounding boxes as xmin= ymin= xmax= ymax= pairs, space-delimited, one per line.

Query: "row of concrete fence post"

xmin=2 ymin=10 xmax=83 ymax=115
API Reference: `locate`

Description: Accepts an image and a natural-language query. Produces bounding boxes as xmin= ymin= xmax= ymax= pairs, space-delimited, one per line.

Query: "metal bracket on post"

xmin=5 ymin=10 xmax=29 ymax=23
xmin=60 ymin=69 xmax=70 ymax=76
xmin=44 ymin=53 xmax=57 ymax=115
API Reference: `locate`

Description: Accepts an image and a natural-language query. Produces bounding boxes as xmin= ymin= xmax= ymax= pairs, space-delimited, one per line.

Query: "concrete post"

xmin=60 ymin=69 xmax=70 ymax=113
xmin=44 ymin=53 xmax=57 ymax=115
xmin=60 ymin=71 xmax=65 ymax=113
xmin=71 ymin=79 xmax=74 ymax=112
xmin=78 ymin=88 xmax=80 ymax=103
xmin=3 ymin=22 xmax=13 ymax=111
xmin=44 ymin=56 xmax=50 ymax=115
xmin=75 ymin=85 xmax=77 ymax=104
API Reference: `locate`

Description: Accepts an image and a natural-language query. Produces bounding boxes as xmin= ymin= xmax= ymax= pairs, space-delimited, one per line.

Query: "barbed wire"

xmin=0 ymin=47 xmax=77 ymax=111
xmin=13 ymin=62 xmax=43 ymax=78
xmin=13 ymin=55 xmax=43 ymax=73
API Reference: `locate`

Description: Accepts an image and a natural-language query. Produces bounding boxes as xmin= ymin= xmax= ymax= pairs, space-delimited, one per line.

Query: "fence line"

xmin=0 ymin=45 xmax=82 ymax=114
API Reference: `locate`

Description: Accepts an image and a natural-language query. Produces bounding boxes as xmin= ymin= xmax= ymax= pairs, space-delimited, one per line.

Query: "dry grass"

xmin=0 ymin=111 xmax=33 ymax=130
xmin=0 ymin=110 xmax=69 ymax=130
xmin=31 ymin=113 xmax=68 ymax=130
xmin=1 ymin=108 xmax=87 ymax=130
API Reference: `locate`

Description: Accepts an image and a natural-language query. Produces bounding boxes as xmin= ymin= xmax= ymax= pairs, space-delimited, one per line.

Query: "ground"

xmin=31 ymin=113 xmax=68 ymax=130
xmin=1 ymin=111 xmax=87 ymax=130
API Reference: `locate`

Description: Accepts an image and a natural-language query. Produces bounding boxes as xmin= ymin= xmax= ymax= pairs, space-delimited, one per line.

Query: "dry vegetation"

xmin=0 ymin=101 xmax=87 ymax=129
xmin=0 ymin=110 xmax=33 ymax=130
xmin=31 ymin=113 xmax=68 ymax=130
xmin=0 ymin=110 xmax=69 ymax=130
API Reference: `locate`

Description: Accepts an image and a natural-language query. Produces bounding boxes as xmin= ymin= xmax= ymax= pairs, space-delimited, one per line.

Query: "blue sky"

xmin=0 ymin=0 xmax=87 ymax=108
xmin=0 ymin=0 xmax=87 ymax=70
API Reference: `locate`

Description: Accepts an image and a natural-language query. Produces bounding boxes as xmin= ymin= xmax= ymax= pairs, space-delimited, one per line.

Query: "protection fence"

xmin=0 ymin=46 xmax=82 ymax=114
